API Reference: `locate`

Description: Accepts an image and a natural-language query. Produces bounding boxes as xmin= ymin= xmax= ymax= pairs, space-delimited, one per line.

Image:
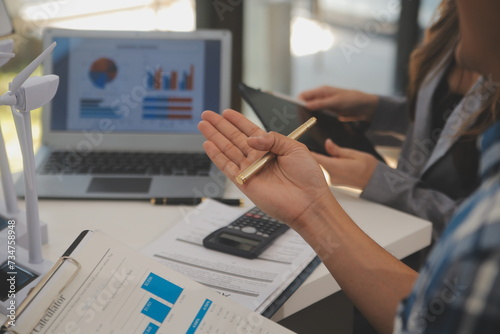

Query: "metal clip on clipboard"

xmin=1 ymin=256 xmax=81 ymax=334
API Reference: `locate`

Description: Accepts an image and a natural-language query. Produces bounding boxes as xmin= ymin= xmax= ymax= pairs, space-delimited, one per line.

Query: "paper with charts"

xmin=11 ymin=230 xmax=293 ymax=334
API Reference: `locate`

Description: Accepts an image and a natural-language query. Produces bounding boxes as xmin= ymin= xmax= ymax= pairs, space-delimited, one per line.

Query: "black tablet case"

xmin=239 ymin=82 xmax=385 ymax=162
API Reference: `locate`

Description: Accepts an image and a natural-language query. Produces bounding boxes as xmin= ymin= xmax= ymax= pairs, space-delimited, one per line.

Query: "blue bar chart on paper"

xmin=140 ymin=273 xmax=183 ymax=323
xmin=141 ymin=298 xmax=172 ymax=324
xmin=141 ymin=273 xmax=183 ymax=305
xmin=137 ymin=272 xmax=214 ymax=334
xmin=12 ymin=230 xmax=292 ymax=334
xmin=186 ymin=299 xmax=212 ymax=334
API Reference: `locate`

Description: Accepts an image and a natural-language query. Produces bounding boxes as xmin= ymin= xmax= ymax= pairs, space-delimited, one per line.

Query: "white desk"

xmin=27 ymin=180 xmax=433 ymax=323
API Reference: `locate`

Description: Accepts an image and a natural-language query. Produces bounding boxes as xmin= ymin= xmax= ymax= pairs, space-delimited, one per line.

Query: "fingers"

xmin=248 ymin=131 xmax=307 ymax=157
xmin=246 ymin=133 xmax=274 ymax=152
xmin=199 ymin=109 xmax=271 ymax=174
xmin=202 ymin=110 xmax=266 ymax=150
xmin=198 ymin=111 xmax=248 ymax=180
xmin=299 ymin=86 xmax=338 ymax=110
xmin=221 ymin=109 xmax=266 ymax=138
xmin=324 ymin=139 xmax=341 ymax=157
xmin=202 ymin=140 xmax=240 ymax=179
xmin=200 ymin=110 xmax=262 ymax=158
xmin=298 ymin=85 xmax=331 ymax=101
xmin=198 ymin=112 xmax=248 ymax=164
xmin=199 ymin=109 xmax=309 ymax=177
xmin=324 ymin=139 xmax=359 ymax=159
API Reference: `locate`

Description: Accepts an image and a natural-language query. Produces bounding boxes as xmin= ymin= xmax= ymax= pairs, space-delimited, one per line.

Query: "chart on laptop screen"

xmin=55 ymin=36 xmax=207 ymax=134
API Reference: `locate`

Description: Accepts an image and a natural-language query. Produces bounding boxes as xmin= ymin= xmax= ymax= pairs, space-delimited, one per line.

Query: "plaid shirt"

xmin=394 ymin=121 xmax=500 ymax=333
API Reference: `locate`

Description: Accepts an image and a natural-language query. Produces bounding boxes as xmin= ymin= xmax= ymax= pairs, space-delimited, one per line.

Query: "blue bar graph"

xmin=143 ymin=322 xmax=159 ymax=334
xmin=141 ymin=298 xmax=171 ymax=323
xmin=141 ymin=273 xmax=183 ymax=304
xmin=186 ymin=299 xmax=212 ymax=334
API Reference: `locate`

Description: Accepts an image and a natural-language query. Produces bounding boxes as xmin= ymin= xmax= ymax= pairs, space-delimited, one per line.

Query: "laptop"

xmin=15 ymin=28 xmax=232 ymax=199
xmin=239 ymin=82 xmax=386 ymax=162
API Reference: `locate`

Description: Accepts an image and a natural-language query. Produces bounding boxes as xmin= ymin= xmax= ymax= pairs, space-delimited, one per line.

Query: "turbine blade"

xmin=9 ymin=41 xmax=56 ymax=92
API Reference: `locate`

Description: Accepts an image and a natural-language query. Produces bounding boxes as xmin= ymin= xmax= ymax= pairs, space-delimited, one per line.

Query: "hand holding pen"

xmin=235 ymin=116 xmax=317 ymax=185
xmin=198 ymin=109 xmax=333 ymax=228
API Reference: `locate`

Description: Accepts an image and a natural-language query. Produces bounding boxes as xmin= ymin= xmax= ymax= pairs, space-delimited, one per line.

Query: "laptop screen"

xmin=49 ymin=33 xmax=224 ymax=135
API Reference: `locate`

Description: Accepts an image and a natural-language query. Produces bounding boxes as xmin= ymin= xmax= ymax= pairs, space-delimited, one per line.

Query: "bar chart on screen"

xmin=146 ymin=65 xmax=195 ymax=91
xmin=142 ymin=96 xmax=194 ymax=120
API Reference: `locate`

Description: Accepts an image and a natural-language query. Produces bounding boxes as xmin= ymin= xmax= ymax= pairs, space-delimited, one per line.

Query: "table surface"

xmin=22 ymin=180 xmax=432 ymax=321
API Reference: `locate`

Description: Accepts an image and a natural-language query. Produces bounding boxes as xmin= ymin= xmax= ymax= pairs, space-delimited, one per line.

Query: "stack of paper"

xmin=141 ymin=199 xmax=318 ymax=315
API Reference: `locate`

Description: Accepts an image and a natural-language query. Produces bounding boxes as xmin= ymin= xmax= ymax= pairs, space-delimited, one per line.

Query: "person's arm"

xmin=198 ymin=109 xmax=418 ymax=334
xmin=298 ymin=86 xmax=410 ymax=136
xmin=362 ymin=163 xmax=462 ymax=234
xmin=300 ymin=197 xmax=418 ymax=334
xmin=369 ymin=95 xmax=410 ymax=135
xmin=299 ymin=86 xmax=378 ymax=122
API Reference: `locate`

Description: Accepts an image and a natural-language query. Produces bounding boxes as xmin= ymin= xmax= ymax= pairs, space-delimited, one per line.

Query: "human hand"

xmin=312 ymin=139 xmax=378 ymax=190
xmin=198 ymin=109 xmax=335 ymax=230
xmin=299 ymin=86 xmax=378 ymax=122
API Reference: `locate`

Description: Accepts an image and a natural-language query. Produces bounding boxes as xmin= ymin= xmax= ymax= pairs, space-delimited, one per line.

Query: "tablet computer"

xmin=239 ymin=82 xmax=385 ymax=162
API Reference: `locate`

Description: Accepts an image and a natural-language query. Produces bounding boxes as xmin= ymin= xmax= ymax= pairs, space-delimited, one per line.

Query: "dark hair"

xmin=407 ymin=0 xmax=459 ymax=120
xmin=407 ymin=0 xmax=500 ymax=136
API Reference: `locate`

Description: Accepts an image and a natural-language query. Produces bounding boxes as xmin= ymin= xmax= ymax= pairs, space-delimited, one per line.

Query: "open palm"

xmin=198 ymin=109 xmax=331 ymax=227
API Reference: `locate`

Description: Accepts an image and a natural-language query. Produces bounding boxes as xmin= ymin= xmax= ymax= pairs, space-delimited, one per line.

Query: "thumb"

xmin=248 ymin=131 xmax=304 ymax=156
xmin=324 ymin=139 xmax=342 ymax=157
xmin=324 ymin=139 xmax=356 ymax=159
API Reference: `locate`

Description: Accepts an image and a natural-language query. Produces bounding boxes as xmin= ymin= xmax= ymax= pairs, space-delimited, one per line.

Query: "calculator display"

xmin=203 ymin=206 xmax=289 ymax=259
xmin=217 ymin=232 xmax=260 ymax=251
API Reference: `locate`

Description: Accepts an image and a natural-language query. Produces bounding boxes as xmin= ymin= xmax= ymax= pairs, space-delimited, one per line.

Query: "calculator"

xmin=203 ymin=207 xmax=290 ymax=259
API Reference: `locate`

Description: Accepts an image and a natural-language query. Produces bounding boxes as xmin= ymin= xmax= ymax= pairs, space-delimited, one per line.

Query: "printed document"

xmin=12 ymin=230 xmax=293 ymax=334
xmin=141 ymin=200 xmax=317 ymax=314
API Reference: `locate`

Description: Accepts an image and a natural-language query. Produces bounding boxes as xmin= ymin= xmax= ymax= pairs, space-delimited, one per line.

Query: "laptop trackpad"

xmin=87 ymin=177 xmax=152 ymax=193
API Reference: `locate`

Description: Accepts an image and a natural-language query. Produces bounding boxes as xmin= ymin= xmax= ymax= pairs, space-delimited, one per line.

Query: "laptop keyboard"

xmin=38 ymin=151 xmax=212 ymax=176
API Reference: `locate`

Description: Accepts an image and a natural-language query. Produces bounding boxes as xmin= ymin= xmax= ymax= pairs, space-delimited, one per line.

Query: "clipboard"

xmin=1 ymin=230 xmax=295 ymax=334
xmin=1 ymin=232 xmax=85 ymax=334
xmin=239 ymin=82 xmax=386 ymax=162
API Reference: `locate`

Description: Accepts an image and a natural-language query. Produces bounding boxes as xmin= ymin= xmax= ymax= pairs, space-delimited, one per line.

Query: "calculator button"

xmin=242 ymin=226 xmax=257 ymax=234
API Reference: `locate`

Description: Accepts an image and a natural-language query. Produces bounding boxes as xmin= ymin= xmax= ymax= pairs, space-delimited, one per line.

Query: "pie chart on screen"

xmin=89 ymin=58 xmax=118 ymax=89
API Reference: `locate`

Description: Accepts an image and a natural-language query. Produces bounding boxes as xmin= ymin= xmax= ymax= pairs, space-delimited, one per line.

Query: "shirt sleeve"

xmin=368 ymin=95 xmax=410 ymax=135
xmin=394 ymin=250 xmax=500 ymax=333
xmin=361 ymin=162 xmax=462 ymax=235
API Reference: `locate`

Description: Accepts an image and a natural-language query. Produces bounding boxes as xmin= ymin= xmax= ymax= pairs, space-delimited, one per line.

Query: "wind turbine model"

xmin=0 ymin=39 xmax=17 ymax=217
xmin=0 ymin=40 xmax=49 ymax=250
xmin=0 ymin=41 xmax=58 ymax=315
xmin=0 ymin=41 xmax=58 ymax=262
